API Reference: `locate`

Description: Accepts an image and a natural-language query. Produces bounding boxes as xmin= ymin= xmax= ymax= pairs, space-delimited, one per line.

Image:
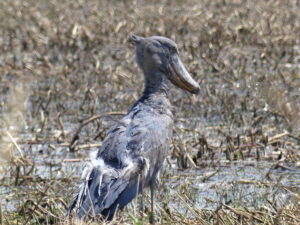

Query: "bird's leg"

xmin=141 ymin=189 xmax=144 ymax=221
xmin=150 ymin=184 xmax=155 ymax=224
xmin=139 ymin=174 xmax=144 ymax=221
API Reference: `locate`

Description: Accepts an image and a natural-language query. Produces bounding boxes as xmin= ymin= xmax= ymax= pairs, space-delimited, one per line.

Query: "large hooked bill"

xmin=167 ymin=54 xmax=200 ymax=94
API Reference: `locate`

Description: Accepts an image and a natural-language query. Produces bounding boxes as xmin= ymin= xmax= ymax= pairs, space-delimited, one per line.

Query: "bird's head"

xmin=129 ymin=34 xmax=200 ymax=94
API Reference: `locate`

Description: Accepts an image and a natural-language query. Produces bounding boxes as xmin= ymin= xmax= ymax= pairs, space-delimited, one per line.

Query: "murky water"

xmin=167 ymin=162 xmax=300 ymax=211
xmin=2 ymin=136 xmax=299 ymax=214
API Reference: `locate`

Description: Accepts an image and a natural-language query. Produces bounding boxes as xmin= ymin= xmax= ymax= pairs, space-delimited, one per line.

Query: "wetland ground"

xmin=0 ymin=0 xmax=300 ymax=224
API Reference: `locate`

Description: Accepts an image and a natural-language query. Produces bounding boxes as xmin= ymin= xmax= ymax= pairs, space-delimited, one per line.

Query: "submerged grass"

xmin=0 ymin=0 xmax=299 ymax=224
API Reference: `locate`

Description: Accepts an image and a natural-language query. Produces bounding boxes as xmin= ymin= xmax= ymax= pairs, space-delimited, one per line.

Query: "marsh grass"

xmin=0 ymin=0 xmax=299 ymax=224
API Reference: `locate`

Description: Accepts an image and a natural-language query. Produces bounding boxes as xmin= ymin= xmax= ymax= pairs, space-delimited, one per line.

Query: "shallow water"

xmin=1 ymin=135 xmax=299 ymax=214
xmin=167 ymin=162 xmax=300 ymax=210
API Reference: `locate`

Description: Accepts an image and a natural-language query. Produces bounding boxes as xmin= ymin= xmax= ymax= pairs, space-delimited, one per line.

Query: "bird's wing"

xmin=98 ymin=109 xmax=173 ymax=167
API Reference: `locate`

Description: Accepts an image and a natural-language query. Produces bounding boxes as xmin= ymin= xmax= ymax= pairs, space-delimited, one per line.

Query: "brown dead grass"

xmin=0 ymin=0 xmax=299 ymax=224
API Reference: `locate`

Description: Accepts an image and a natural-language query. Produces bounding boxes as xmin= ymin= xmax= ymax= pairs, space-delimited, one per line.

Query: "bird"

xmin=67 ymin=34 xmax=200 ymax=223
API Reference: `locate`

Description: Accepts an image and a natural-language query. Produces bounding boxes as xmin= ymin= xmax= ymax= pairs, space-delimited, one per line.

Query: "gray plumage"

xmin=67 ymin=35 xmax=200 ymax=221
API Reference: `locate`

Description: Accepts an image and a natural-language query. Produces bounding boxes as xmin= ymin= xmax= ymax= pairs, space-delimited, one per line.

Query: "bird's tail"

xmin=67 ymin=158 xmax=148 ymax=220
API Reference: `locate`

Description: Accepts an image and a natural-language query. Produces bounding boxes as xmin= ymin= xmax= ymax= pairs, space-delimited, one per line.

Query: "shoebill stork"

xmin=67 ymin=35 xmax=200 ymax=222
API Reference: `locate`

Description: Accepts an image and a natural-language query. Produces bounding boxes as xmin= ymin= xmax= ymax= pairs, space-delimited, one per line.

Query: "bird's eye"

xmin=146 ymin=47 xmax=152 ymax=54
xmin=170 ymin=46 xmax=178 ymax=54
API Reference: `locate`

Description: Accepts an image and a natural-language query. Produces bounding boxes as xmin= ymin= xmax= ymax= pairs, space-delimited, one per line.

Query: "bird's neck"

xmin=142 ymin=70 xmax=169 ymax=97
xmin=131 ymin=70 xmax=172 ymax=112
